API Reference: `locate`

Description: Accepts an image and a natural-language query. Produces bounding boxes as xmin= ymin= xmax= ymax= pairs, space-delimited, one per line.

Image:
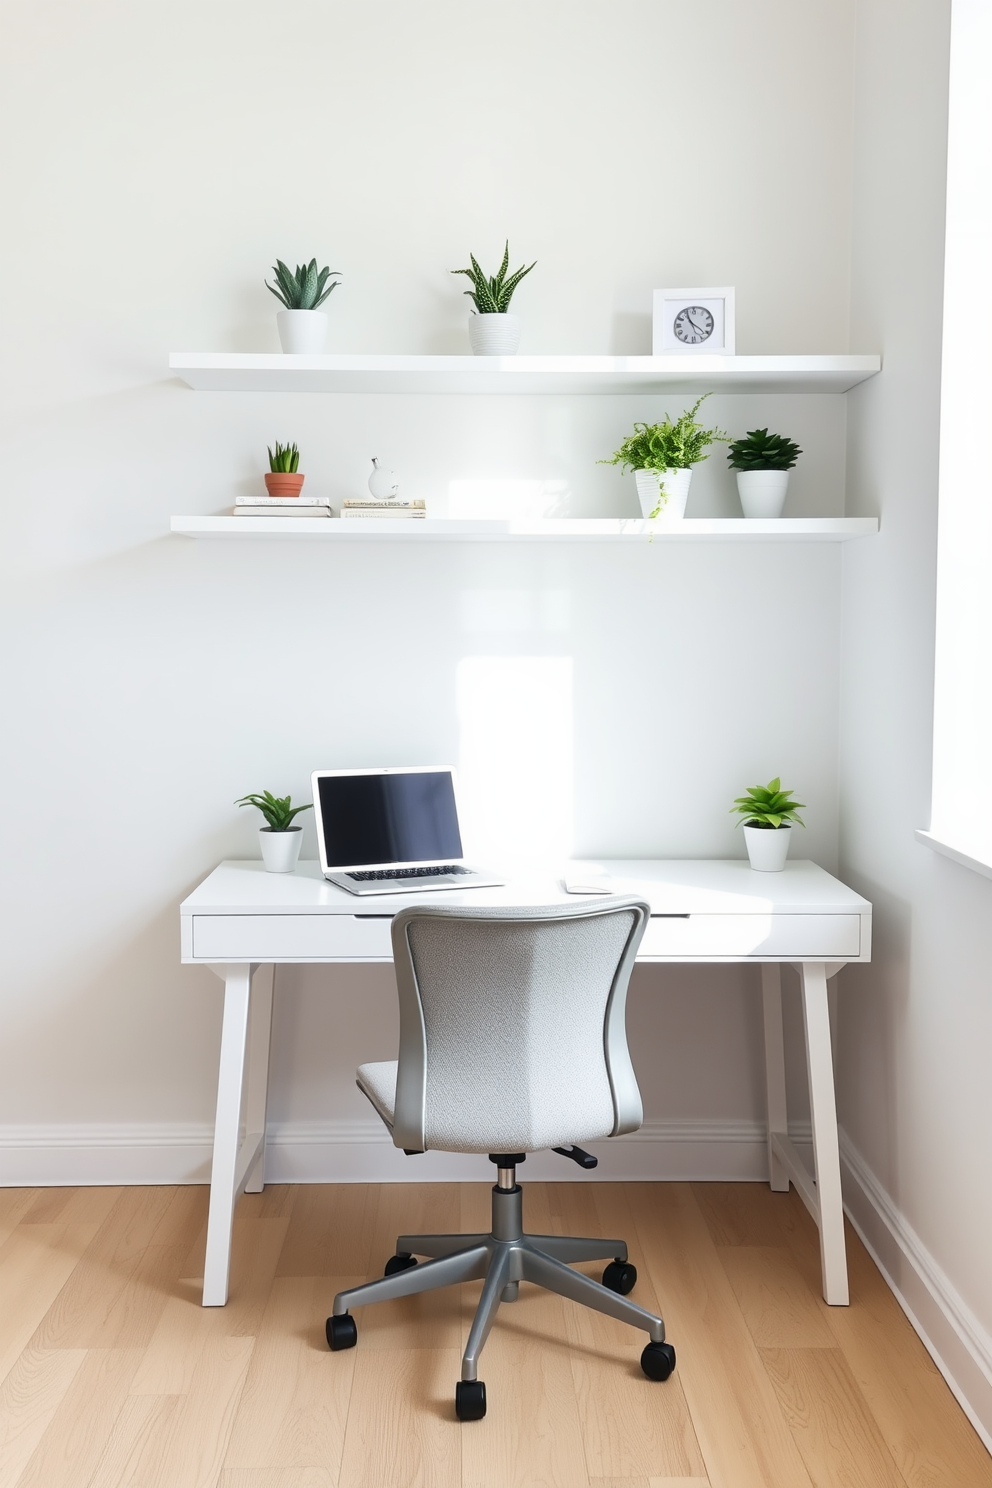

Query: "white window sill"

xmin=915 ymin=830 xmax=992 ymax=882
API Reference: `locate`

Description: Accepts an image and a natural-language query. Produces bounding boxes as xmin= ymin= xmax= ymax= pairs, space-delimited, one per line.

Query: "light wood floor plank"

xmin=274 ymin=1186 xmax=374 ymax=1278
xmin=647 ymin=1479 xmax=711 ymax=1487
xmin=716 ymin=1245 xmax=836 ymax=1349
xmin=691 ymin=1182 xmax=799 ymax=1249
xmin=85 ymin=1394 xmax=181 ymax=1488
xmin=20 ymin=1188 xmax=123 ymax=1228
xmin=761 ymin=1345 xmax=907 ymax=1487
xmin=131 ymin=1217 xmax=289 ymax=1394
xmin=0 ymin=1346 xmax=86 ymax=1485
xmin=225 ymin=1277 xmax=358 ymax=1476
xmin=628 ymin=1184 xmax=817 ymax=1488
xmin=337 ymin=1349 xmax=462 ymax=1488
xmin=0 ymin=1224 xmax=101 ymax=1383
xmin=29 ymin=1187 xmax=202 ymax=1350
xmin=13 ymin=1348 xmax=142 ymax=1488
xmin=0 ymin=1191 xmax=41 ymax=1248
xmin=219 ymin=1472 xmax=335 ymax=1487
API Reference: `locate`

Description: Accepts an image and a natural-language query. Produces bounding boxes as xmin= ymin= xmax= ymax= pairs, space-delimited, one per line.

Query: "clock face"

xmin=673 ymin=305 xmax=715 ymax=346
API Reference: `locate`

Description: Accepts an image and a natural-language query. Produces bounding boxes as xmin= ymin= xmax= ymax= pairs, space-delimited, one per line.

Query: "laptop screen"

xmin=315 ymin=769 xmax=464 ymax=867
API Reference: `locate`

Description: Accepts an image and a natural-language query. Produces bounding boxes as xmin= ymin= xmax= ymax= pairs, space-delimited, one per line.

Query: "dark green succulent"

xmin=730 ymin=778 xmax=806 ymax=830
xmin=235 ymin=790 xmax=312 ymax=832
xmin=266 ymin=258 xmax=340 ymax=310
xmin=267 ymin=442 xmax=300 ymax=473
xmin=452 ymin=241 xmax=536 ymax=314
xmin=727 ymin=428 xmax=802 ymax=472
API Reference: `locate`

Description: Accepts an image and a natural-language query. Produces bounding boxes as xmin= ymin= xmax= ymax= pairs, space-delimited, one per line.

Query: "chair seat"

xmin=357 ymin=1060 xmax=398 ymax=1131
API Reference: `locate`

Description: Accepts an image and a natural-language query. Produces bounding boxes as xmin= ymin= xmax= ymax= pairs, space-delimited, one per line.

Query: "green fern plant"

xmin=265 ymin=258 xmax=340 ymax=310
xmin=452 ymin=241 xmax=536 ymax=314
xmin=727 ymin=428 xmax=802 ymax=471
xmin=730 ymin=778 xmax=806 ymax=831
xmin=267 ymin=442 xmax=300 ymax=473
xmin=601 ymin=395 xmax=730 ymax=477
xmin=235 ymin=790 xmax=312 ymax=832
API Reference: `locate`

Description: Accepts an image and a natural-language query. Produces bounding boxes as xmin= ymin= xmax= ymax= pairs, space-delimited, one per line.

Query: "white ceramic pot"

xmin=468 ymin=313 xmax=520 ymax=355
xmin=743 ymin=823 xmax=792 ymax=871
xmin=634 ymin=467 xmax=693 ymax=519
xmin=736 ymin=469 xmax=790 ymax=518
xmin=277 ymin=309 xmax=328 ymax=354
xmin=259 ymin=826 xmax=303 ymax=873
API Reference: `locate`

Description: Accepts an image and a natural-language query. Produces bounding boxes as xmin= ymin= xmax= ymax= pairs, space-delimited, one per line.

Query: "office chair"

xmin=325 ymin=897 xmax=676 ymax=1420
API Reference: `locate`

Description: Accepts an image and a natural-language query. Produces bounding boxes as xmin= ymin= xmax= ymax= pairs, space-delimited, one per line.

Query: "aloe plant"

xmin=452 ymin=241 xmax=536 ymax=314
xmin=727 ymin=428 xmax=802 ymax=472
xmin=265 ymin=258 xmax=340 ymax=310
xmin=268 ymin=442 xmax=300 ymax=473
xmin=235 ymin=790 xmax=312 ymax=832
xmin=730 ymin=778 xmax=806 ymax=830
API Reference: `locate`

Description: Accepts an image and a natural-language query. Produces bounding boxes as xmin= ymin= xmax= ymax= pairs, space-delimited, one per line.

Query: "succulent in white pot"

xmin=266 ymin=258 xmax=341 ymax=353
xmin=727 ymin=428 xmax=803 ymax=518
xmin=730 ymin=777 xmax=806 ymax=872
xmin=600 ymin=393 xmax=730 ymax=520
xmin=452 ymin=240 xmax=536 ymax=355
xmin=235 ymin=789 xmax=312 ymax=873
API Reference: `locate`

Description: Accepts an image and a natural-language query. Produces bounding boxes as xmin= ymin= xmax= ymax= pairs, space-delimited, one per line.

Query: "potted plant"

xmin=266 ymin=258 xmax=341 ymax=353
xmin=601 ymin=393 xmax=729 ymax=519
xmin=726 ymin=428 xmax=802 ymax=518
xmin=264 ymin=442 xmax=304 ymax=498
xmin=451 ymin=241 xmax=536 ymax=355
xmin=730 ymin=777 xmax=806 ymax=872
xmin=236 ymin=790 xmax=312 ymax=873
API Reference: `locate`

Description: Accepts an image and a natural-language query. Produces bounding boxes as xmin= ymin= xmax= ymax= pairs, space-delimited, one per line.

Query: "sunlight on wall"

xmin=456 ymin=656 xmax=574 ymax=866
xmin=448 ymin=479 xmax=570 ymax=518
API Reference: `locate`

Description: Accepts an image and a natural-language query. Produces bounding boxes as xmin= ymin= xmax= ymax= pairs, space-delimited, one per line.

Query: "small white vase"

xmin=259 ymin=826 xmax=303 ymax=873
xmin=737 ymin=469 xmax=790 ymax=518
xmin=634 ymin=467 xmax=693 ymax=520
xmin=468 ymin=313 xmax=520 ymax=355
xmin=743 ymin=824 xmax=792 ymax=871
xmin=277 ymin=309 xmax=328 ymax=354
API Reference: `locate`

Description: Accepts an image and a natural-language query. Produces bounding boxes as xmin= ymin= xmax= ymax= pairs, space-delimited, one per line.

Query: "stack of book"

xmin=340 ymin=499 xmax=427 ymax=520
xmin=233 ymin=496 xmax=333 ymax=518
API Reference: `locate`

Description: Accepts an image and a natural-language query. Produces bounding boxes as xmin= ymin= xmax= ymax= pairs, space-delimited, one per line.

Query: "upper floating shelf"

xmin=171 ymin=516 xmax=879 ymax=543
xmin=169 ymin=353 xmax=882 ymax=396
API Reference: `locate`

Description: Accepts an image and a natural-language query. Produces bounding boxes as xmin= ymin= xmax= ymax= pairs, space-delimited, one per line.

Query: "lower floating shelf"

xmin=171 ymin=516 xmax=878 ymax=543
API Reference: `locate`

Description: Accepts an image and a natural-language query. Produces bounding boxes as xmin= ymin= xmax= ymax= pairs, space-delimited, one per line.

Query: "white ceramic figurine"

xmin=368 ymin=457 xmax=399 ymax=499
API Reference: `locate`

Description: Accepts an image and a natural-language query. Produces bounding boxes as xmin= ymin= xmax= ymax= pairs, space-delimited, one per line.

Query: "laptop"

xmin=311 ymin=766 xmax=504 ymax=896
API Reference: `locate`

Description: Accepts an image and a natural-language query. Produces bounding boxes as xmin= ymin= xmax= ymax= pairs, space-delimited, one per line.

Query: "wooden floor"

xmin=0 ymin=1181 xmax=989 ymax=1487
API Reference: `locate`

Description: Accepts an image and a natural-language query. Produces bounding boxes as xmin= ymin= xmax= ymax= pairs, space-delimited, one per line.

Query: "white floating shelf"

xmin=171 ymin=516 xmax=879 ymax=543
xmin=169 ymin=353 xmax=881 ymax=396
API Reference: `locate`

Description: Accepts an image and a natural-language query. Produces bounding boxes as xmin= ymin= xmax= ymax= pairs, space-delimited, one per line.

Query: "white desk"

xmin=180 ymin=858 xmax=871 ymax=1308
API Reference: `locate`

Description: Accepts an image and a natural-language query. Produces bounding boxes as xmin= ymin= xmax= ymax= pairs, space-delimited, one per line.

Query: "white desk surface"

xmin=181 ymin=858 xmax=870 ymax=918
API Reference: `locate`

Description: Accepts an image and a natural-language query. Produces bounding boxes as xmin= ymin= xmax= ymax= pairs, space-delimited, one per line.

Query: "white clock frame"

xmin=653 ymin=286 xmax=736 ymax=355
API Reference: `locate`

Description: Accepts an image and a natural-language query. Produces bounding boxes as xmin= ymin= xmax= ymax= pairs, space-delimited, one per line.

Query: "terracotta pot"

xmin=264 ymin=472 xmax=305 ymax=498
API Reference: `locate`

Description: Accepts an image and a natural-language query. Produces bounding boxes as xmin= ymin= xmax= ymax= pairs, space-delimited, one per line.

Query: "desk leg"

xmin=800 ymin=960 xmax=850 ymax=1306
xmin=203 ymin=964 xmax=254 ymax=1307
xmin=243 ymin=965 xmax=274 ymax=1194
xmin=761 ymin=964 xmax=790 ymax=1192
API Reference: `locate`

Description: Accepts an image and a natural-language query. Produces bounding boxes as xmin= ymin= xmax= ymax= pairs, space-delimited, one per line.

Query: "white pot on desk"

xmin=259 ymin=827 xmax=303 ymax=873
xmin=634 ymin=468 xmax=692 ymax=519
xmin=743 ymin=824 xmax=792 ymax=871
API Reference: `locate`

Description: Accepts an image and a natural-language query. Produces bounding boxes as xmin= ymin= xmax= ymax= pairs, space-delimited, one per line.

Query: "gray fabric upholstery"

xmin=375 ymin=897 xmax=649 ymax=1156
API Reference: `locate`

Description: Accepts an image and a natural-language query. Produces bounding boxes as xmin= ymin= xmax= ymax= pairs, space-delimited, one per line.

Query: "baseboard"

xmin=840 ymin=1130 xmax=992 ymax=1454
xmin=0 ymin=1116 xmax=775 ymax=1187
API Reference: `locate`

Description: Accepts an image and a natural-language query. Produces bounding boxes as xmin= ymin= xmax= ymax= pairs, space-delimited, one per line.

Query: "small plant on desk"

xmin=730 ymin=778 xmax=806 ymax=873
xmin=266 ymin=257 xmax=340 ymax=353
xmin=451 ymin=240 xmax=536 ymax=355
xmin=235 ymin=791 xmax=312 ymax=874
xmin=727 ymin=427 xmax=803 ymax=519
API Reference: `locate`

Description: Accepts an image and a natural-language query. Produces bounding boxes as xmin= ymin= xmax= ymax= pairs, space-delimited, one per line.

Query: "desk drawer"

xmin=190 ymin=914 xmax=394 ymax=961
xmin=641 ymin=913 xmax=861 ymax=959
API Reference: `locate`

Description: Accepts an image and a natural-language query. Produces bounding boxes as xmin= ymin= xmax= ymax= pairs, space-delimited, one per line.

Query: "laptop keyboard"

xmin=347 ymin=865 xmax=471 ymax=882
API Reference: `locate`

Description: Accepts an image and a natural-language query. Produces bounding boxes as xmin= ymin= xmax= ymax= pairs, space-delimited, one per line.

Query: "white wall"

xmin=0 ymin=1 xmax=858 ymax=1178
xmin=840 ymin=0 xmax=992 ymax=1445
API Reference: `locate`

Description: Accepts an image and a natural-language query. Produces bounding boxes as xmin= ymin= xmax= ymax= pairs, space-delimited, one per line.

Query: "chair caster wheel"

xmin=326 ymin=1313 xmax=357 ymax=1351
xmin=455 ymin=1379 xmax=487 ymax=1421
xmin=602 ymin=1260 xmax=637 ymax=1295
xmin=384 ymin=1252 xmax=418 ymax=1277
xmin=641 ymin=1341 xmax=676 ymax=1381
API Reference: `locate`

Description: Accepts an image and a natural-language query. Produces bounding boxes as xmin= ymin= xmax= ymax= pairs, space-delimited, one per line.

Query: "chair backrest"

xmin=388 ymin=897 xmax=650 ymax=1155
